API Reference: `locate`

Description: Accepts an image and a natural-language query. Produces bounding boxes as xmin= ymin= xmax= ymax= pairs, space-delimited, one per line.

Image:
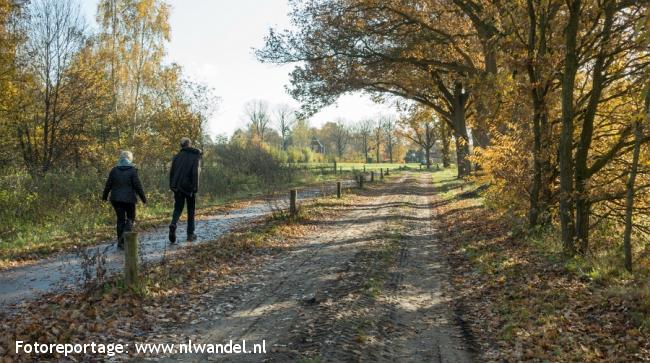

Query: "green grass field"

xmin=289 ymin=162 xmax=425 ymax=172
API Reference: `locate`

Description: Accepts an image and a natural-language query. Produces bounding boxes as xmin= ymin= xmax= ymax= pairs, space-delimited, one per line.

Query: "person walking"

xmin=168 ymin=137 xmax=202 ymax=243
xmin=102 ymin=151 xmax=147 ymax=249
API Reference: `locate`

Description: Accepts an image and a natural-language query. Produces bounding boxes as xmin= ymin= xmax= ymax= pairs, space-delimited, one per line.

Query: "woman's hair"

xmin=180 ymin=137 xmax=191 ymax=148
xmin=119 ymin=150 xmax=133 ymax=162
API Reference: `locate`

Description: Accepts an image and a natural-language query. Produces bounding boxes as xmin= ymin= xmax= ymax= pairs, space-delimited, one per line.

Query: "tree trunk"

xmin=623 ymin=120 xmax=642 ymax=272
xmin=455 ymin=135 xmax=470 ymax=178
xmin=529 ymin=105 xmax=543 ymax=227
xmin=470 ymin=15 xmax=497 ymax=151
xmin=623 ymin=89 xmax=649 ymax=271
xmin=363 ymin=137 xmax=369 ymax=163
xmin=441 ymin=122 xmax=451 ymax=168
xmin=471 ymin=126 xmax=490 ymax=149
xmin=558 ymin=0 xmax=581 ymax=255
xmin=529 ymin=101 xmax=552 ymax=227
xmin=574 ymin=2 xmax=614 ymax=254
xmin=526 ymin=0 xmax=553 ymax=228
xmin=376 ymin=142 xmax=380 ymax=164
xmin=453 ymin=81 xmax=471 ymax=178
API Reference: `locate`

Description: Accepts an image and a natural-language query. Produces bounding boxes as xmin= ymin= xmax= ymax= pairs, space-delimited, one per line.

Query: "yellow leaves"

xmin=136 ymin=0 xmax=152 ymax=17
xmin=471 ymin=133 xmax=532 ymax=216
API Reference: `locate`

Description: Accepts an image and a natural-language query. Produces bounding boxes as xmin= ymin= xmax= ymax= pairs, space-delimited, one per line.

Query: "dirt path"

xmin=0 ymin=181 xmax=355 ymax=311
xmin=138 ymin=172 xmax=474 ymax=362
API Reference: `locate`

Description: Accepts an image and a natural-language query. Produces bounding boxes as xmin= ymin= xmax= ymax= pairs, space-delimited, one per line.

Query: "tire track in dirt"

xmin=146 ymin=175 xmax=409 ymax=362
xmin=138 ymin=172 xmax=475 ymax=362
xmin=275 ymin=176 xmax=413 ymax=362
xmin=370 ymin=173 xmax=474 ymax=363
xmin=258 ymin=173 xmax=475 ymax=363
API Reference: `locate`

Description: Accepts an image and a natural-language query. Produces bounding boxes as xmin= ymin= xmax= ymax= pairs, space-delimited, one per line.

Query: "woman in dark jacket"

xmin=102 ymin=151 xmax=147 ymax=249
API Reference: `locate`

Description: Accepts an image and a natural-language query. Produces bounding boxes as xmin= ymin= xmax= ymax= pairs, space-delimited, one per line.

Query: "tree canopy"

xmin=259 ymin=0 xmax=650 ymax=265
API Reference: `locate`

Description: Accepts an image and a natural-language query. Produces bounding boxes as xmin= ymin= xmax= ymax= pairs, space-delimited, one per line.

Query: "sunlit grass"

xmin=293 ymin=162 xmax=422 ymax=171
xmin=430 ymin=165 xmax=458 ymax=183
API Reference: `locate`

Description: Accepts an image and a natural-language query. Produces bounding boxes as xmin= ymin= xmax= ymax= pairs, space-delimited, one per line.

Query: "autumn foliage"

xmin=258 ymin=0 xmax=650 ymax=270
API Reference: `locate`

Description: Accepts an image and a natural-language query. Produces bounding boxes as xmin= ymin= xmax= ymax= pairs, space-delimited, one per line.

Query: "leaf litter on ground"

xmin=0 ymin=194 xmax=359 ymax=362
xmin=435 ymin=192 xmax=650 ymax=362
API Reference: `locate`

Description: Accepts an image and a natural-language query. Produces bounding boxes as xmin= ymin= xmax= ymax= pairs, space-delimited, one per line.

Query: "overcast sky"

xmin=80 ymin=0 xmax=396 ymax=138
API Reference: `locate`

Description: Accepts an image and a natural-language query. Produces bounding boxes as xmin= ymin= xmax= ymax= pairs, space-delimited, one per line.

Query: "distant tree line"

xmin=232 ymin=99 xmax=453 ymax=165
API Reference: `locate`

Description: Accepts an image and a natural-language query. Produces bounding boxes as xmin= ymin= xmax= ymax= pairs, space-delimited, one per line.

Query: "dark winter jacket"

xmin=169 ymin=147 xmax=202 ymax=196
xmin=102 ymin=166 xmax=147 ymax=204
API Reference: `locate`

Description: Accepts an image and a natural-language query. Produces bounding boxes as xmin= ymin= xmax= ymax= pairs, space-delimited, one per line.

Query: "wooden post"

xmin=419 ymin=164 xmax=422 ymax=170
xmin=340 ymin=166 xmax=342 ymax=174
xmin=371 ymin=171 xmax=374 ymax=182
xmin=363 ymin=165 xmax=366 ymax=172
xmin=358 ymin=175 xmax=364 ymax=188
xmin=380 ymin=168 xmax=384 ymax=180
xmin=290 ymin=189 xmax=297 ymax=217
xmin=333 ymin=161 xmax=337 ymax=174
xmin=337 ymin=181 xmax=341 ymax=198
xmin=124 ymin=232 xmax=139 ymax=289
xmin=386 ymin=168 xmax=390 ymax=176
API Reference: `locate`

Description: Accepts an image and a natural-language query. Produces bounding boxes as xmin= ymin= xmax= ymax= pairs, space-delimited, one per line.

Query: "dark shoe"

xmin=169 ymin=224 xmax=177 ymax=244
xmin=117 ymin=237 xmax=124 ymax=250
xmin=187 ymin=233 xmax=197 ymax=242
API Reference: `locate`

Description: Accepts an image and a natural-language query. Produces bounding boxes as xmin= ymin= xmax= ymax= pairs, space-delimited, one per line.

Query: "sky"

xmin=80 ymin=0 xmax=397 ymax=138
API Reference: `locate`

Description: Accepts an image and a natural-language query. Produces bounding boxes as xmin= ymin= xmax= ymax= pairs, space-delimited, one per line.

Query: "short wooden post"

xmin=333 ymin=161 xmax=337 ymax=174
xmin=290 ymin=189 xmax=297 ymax=217
xmin=380 ymin=168 xmax=384 ymax=180
xmin=363 ymin=165 xmax=366 ymax=172
xmin=386 ymin=169 xmax=390 ymax=176
xmin=358 ymin=175 xmax=364 ymax=188
xmin=336 ymin=181 xmax=341 ymax=198
xmin=419 ymin=164 xmax=422 ymax=170
xmin=124 ymin=232 xmax=139 ymax=289
xmin=371 ymin=171 xmax=374 ymax=182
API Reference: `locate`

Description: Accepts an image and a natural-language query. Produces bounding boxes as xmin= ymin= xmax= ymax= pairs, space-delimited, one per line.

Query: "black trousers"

xmin=171 ymin=191 xmax=196 ymax=235
xmin=111 ymin=201 xmax=136 ymax=241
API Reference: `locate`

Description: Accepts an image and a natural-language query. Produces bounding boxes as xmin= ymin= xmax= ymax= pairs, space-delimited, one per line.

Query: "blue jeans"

xmin=171 ymin=191 xmax=196 ymax=235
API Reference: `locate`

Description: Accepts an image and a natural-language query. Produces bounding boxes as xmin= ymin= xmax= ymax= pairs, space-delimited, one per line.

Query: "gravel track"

xmin=143 ymin=172 xmax=474 ymax=362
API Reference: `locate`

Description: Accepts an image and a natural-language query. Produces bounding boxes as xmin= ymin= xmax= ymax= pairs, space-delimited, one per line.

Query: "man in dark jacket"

xmin=102 ymin=151 xmax=147 ymax=249
xmin=169 ymin=137 xmax=202 ymax=243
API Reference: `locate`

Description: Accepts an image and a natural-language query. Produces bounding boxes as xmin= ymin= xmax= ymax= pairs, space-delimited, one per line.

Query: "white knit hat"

xmin=119 ymin=150 xmax=133 ymax=162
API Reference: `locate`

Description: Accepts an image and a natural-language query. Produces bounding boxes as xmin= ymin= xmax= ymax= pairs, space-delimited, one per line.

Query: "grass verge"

xmin=0 ymin=171 xmax=357 ymax=268
xmin=434 ymin=176 xmax=650 ymax=362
